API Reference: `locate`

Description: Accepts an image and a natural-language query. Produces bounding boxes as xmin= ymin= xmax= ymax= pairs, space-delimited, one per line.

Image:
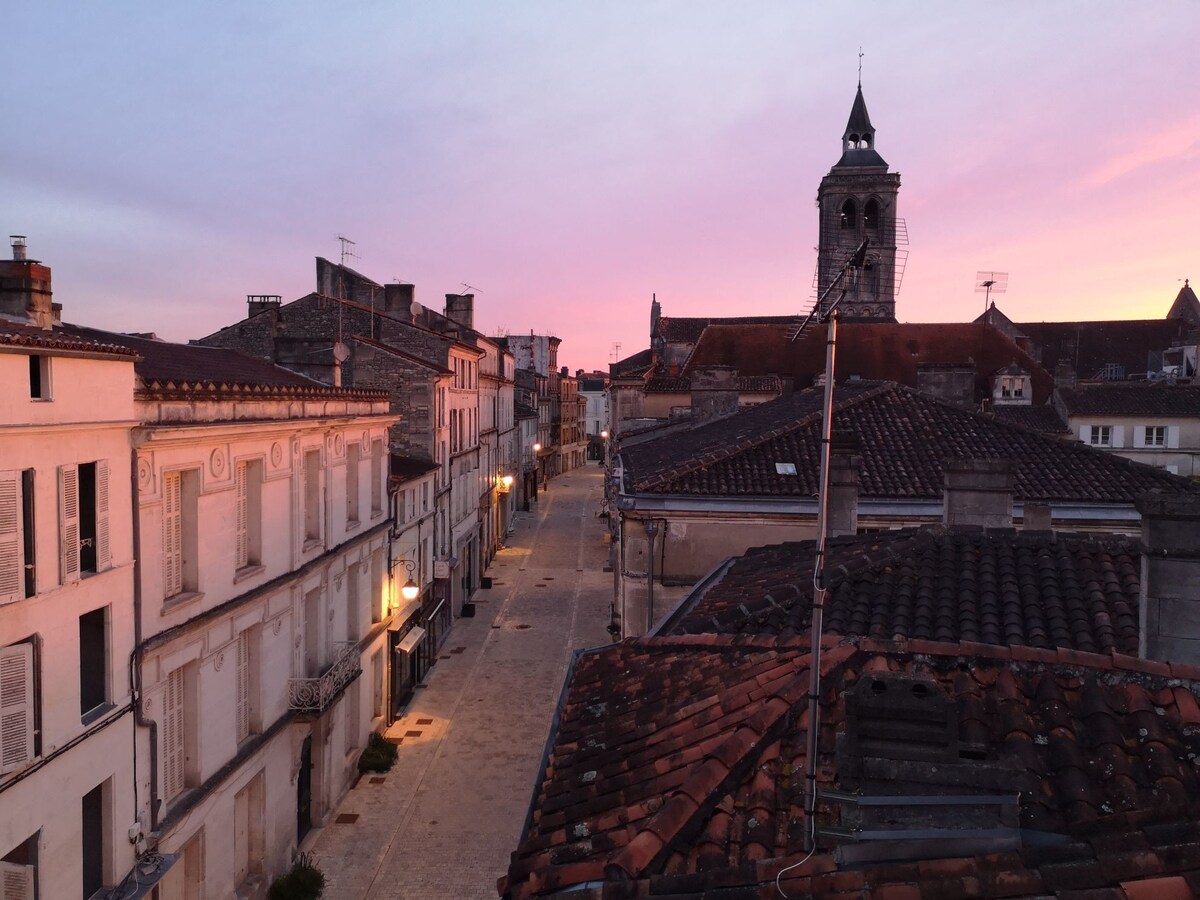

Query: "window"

xmin=344 ymin=678 xmax=359 ymax=755
xmin=79 ymin=607 xmax=108 ymax=720
xmin=864 ymin=198 xmax=880 ymax=232
xmin=162 ymin=470 xmax=199 ymax=600
xmin=82 ymin=778 xmax=111 ymax=898
xmin=232 ymin=774 xmax=264 ymax=888
xmin=345 ymin=443 xmax=361 ymax=527
xmin=372 ymin=650 xmax=383 ymax=719
xmin=346 ymin=563 xmax=360 ymax=641
xmin=235 ymin=628 xmax=260 ymax=743
xmin=370 ymin=551 xmax=383 ymax=625
xmin=1088 ymin=425 xmax=1112 ymax=447
xmin=59 ymin=461 xmax=110 ymax=584
xmin=1145 ymin=425 xmax=1167 ymax=447
xmin=1 ymin=833 xmax=38 ymax=900
xmin=1 ymin=470 xmax=36 ymax=603
xmin=303 ymin=587 xmax=323 ymax=677
xmin=840 ymin=198 xmax=857 ymax=229
xmin=370 ymin=440 xmax=384 ymax=517
xmin=235 ymin=460 xmax=263 ymax=572
xmin=0 ymin=642 xmax=35 ymax=774
xmin=28 ymin=355 xmax=50 ymax=400
xmin=303 ymin=450 xmax=321 ymax=544
xmin=162 ymin=665 xmax=193 ymax=801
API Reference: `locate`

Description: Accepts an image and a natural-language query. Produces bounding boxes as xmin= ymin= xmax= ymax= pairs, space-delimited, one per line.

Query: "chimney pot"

xmin=11 ymin=235 xmax=27 ymax=261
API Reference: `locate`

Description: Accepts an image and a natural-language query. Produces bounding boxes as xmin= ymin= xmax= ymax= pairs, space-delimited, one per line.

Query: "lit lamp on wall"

xmin=532 ymin=442 xmax=542 ymax=454
xmin=498 ymin=474 xmax=514 ymax=492
xmin=400 ymin=559 xmax=420 ymax=602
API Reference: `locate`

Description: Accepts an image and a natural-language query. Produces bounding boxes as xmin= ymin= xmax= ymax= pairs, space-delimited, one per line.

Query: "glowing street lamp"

xmin=501 ymin=474 xmax=514 ymax=489
xmin=533 ymin=442 xmax=542 ymax=453
xmin=399 ymin=559 xmax=420 ymax=602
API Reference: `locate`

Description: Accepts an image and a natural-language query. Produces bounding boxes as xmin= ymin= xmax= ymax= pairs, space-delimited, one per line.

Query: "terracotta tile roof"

xmin=620 ymin=381 xmax=1197 ymax=502
xmin=0 ymin=319 xmax=139 ymax=358
xmin=1059 ymin=384 xmax=1200 ymax=417
xmin=668 ymin=528 xmax=1141 ymax=654
xmin=990 ymin=404 xmax=1070 ymax=434
xmin=658 ymin=315 xmax=803 ymax=345
xmin=644 ymin=374 xmax=783 ymax=394
xmin=610 ymin=347 xmax=654 ymax=379
xmin=502 ymin=636 xmax=1200 ymax=899
xmin=682 ymin=321 xmax=1055 ymax=404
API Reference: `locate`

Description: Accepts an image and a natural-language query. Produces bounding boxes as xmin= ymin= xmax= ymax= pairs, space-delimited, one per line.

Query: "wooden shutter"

xmin=236 ymin=631 xmax=250 ymax=741
xmin=0 ymin=860 xmax=35 ymax=900
xmin=162 ymin=667 xmax=186 ymax=799
xmin=235 ymin=463 xmax=248 ymax=570
xmin=1111 ymin=425 xmax=1125 ymax=449
xmin=58 ymin=465 xmax=80 ymax=584
xmin=1133 ymin=427 xmax=1146 ymax=449
xmin=1078 ymin=425 xmax=1090 ymax=444
xmin=163 ymin=472 xmax=182 ymax=598
xmin=0 ymin=643 xmax=34 ymax=774
xmin=1168 ymin=425 xmax=1180 ymax=449
xmin=0 ymin=472 xmax=22 ymax=604
xmin=95 ymin=459 xmax=110 ymax=572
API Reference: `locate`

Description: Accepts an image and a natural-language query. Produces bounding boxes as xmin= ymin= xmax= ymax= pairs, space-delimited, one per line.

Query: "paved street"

xmin=309 ymin=466 xmax=613 ymax=899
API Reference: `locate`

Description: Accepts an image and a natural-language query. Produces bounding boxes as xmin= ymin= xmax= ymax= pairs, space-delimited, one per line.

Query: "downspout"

xmin=644 ymin=519 xmax=659 ymax=633
xmin=129 ymin=448 xmax=159 ymax=831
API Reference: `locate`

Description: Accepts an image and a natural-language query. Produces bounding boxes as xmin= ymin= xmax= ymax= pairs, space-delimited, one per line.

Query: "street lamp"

xmin=500 ymin=474 xmax=514 ymax=490
xmin=600 ymin=430 xmax=608 ymax=439
xmin=399 ymin=559 xmax=420 ymax=602
xmin=533 ymin=442 xmax=541 ymax=453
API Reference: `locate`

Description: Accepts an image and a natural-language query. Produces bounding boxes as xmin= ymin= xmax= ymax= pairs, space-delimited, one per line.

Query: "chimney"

xmin=1021 ymin=502 xmax=1052 ymax=530
xmin=942 ymin=459 xmax=1013 ymax=529
xmin=916 ymin=362 xmax=976 ymax=408
xmin=444 ymin=293 xmax=474 ymax=330
xmin=247 ymin=294 xmax=281 ymax=318
xmin=385 ymin=283 xmax=415 ymax=320
xmin=0 ymin=236 xmax=54 ymax=330
xmin=1137 ymin=493 xmax=1200 ymax=665
xmin=689 ymin=366 xmax=739 ymax=422
xmin=827 ymin=432 xmax=860 ymax=537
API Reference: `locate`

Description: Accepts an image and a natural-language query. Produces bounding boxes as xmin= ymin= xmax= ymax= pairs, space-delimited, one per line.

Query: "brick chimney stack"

xmin=1136 ymin=492 xmax=1200 ymax=665
xmin=444 ymin=293 xmax=474 ymax=330
xmin=0 ymin=236 xmax=55 ymax=330
xmin=942 ymin=459 xmax=1013 ymax=529
xmin=385 ymin=283 xmax=415 ymax=321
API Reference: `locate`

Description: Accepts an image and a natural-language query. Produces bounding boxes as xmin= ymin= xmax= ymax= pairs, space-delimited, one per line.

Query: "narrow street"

xmin=309 ymin=466 xmax=613 ymax=898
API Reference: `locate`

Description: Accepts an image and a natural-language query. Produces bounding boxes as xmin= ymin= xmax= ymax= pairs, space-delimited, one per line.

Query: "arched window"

xmin=841 ymin=199 xmax=857 ymax=229
xmin=864 ymin=198 xmax=880 ymax=233
xmin=848 ymin=132 xmax=861 ymax=149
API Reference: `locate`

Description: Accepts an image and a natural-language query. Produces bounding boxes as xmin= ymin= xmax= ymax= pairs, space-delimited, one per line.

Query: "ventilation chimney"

xmin=942 ymin=459 xmax=1013 ymax=529
xmin=247 ymin=294 xmax=281 ymax=318
xmin=1137 ymin=492 xmax=1200 ymax=665
xmin=444 ymin=293 xmax=474 ymax=330
xmin=827 ymin=432 xmax=861 ymax=537
xmin=0 ymin=236 xmax=54 ymax=329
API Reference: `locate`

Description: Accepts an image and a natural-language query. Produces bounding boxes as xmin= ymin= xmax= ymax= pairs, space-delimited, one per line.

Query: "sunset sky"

xmin=4 ymin=2 xmax=1197 ymax=371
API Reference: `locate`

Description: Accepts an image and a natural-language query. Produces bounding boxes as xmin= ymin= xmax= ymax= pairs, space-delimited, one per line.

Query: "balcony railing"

xmin=288 ymin=641 xmax=361 ymax=714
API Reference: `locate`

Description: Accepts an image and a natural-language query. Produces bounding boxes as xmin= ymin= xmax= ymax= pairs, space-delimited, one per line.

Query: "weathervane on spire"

xmin=858 ymin=47 xmax=863 ymax=87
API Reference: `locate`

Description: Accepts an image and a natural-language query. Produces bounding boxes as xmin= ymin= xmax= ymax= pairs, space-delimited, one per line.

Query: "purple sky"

xmin=5 ymin=3 xmax=1197 ymax=371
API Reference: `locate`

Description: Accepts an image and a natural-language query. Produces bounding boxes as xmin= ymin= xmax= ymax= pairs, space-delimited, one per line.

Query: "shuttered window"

xmin=0 ymin=643 xmax=34 ymax=775
xmin=59 ymin=464 xmax=80 ymax=584
xmin=236 ymin=631 xmax=250 ymax=742
xmin=235 ymin=463 xmax=249 ymax=570
xmin=95 ymin=460 xmax=110 ymax=572
xmin=0 ymin=473 xmax=22 ymax=605
xmin=163 ymin=667 xmax=187 ymax=800
xmin=163 ymin=472 xmax=182 ymax=598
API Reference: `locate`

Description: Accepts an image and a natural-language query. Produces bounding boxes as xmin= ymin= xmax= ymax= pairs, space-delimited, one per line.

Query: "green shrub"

xmin=356 ymin=731 xmax=398 ymax=773
xmin=269 ymin=851 xmax=325 ymax=900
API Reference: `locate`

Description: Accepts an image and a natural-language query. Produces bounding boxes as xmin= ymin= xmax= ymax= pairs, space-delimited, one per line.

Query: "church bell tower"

xmin=815 ymin=82 xmax=902 ymax=320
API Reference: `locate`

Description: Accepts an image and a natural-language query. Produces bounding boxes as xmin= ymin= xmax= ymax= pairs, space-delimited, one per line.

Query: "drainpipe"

xmin=644 ymin=519 xmax=659 ymax=633
xmin=129 ymin=448 xmax=159 ymax=831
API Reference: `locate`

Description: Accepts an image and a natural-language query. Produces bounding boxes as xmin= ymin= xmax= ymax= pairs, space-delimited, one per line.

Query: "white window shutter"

xmin=0 ymin=643 xmax=34 ymax=774
xmin=0 ymin=472 xmax=23 ymax=604
xmin=1133 ymin=427 xmax=1145 ymax=449
xmin=58 ymin=465 xmax=80 ymax=584
xmin=0 ymin=860 xmax=36 ymax=900
xmin=1168 ymin=426 xmax=1180 ymax=449
xmin=1111 ymin=425 xmax=1125 ymax=449
xmin=1078 ymin=425 xmax=1090 ymax=444
xmin=163 ymin=473 xmax=182 ymax=598
xmin=95 ymin=459 xmax=111 ymax=572
xmin=163 ymin=667 xmax=186 ymax=799
xmin=236 ymin=631 xmax=250 ymax=741
xmin=235 ymin=463 xmax=248 ymax=570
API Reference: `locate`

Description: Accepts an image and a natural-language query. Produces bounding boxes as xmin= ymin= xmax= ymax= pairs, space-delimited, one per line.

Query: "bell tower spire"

xmin=814 ymin=75 xmax=903 ymax=321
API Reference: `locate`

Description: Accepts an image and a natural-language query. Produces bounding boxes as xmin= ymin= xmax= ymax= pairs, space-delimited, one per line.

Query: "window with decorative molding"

xmin=0 ymin=642 xmax=35 ymax=775
xmin=370 ymin=439 xmax=384 ymax=517
xmin=0 ymin=470 xmax=36 ymax=604
xmin=162 ymin=469 xmax=199 ymax=600
xmin=346 ymin=443 xmax=361 ymax=528
xmin=303 ymin=450 xmax=321 ymax=545
xmin=235 ymin=460 xmax=263 ymax=572
xmin=58 ymin=461 xmax=110 ymax=585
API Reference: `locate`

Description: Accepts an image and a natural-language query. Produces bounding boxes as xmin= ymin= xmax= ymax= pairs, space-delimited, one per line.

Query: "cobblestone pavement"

xmin=309 ymin=466 xmax=614 ymax=899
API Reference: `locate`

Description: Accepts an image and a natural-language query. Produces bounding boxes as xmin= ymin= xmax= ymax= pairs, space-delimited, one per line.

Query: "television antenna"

xmin=460 ymin=282 xmax=482 ymax=294
xmin=611 ymin=342 xmax=622 ymax=364
xmin=337 ymin=235 xmax=359 ymax=267
xmin=975 ymin=271 xmax=1008 ymax=313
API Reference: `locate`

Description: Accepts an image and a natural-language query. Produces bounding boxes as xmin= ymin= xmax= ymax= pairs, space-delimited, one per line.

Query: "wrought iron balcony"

xmin=288 ymin=641 xmax=361 ymax=714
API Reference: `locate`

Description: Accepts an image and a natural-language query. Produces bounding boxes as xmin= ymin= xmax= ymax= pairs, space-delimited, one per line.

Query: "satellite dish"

xmin=411 ymin=300 xmax=423 ymax=316
xmin=332 ymin=341 xmax=350 ymax=363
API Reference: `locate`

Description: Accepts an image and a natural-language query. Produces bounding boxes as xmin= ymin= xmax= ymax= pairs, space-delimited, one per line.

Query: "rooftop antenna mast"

xmin=337 ymin=234 xmax=359 ymax=267
xmin=975 ymin=271 xmax=1009 ymax=315
xmin=611 ymin=342 xmax=622 ymax=364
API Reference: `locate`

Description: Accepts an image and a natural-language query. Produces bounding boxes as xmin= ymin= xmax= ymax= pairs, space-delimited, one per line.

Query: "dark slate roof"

xmin=1013 ymin=319 xmax=1193 ymax=379
xmin=579 ymin=377 xmax=606 ymax=392
xmin=389 ymin=455 xmax=439 ymax=482
xmin=990 ymin=404 xmax=1070 ymax=434
xmin=609 ymin=347 xmax=653 ymax=379
xmin=832 ymin=146 xmax=889 ymax=169
xmin=669 ymin=528 xmax=1140 ymax=654
xmin=621 ymin=381 xmax=1197 ymax=502
xmin=0 ymin=319 xmax=139 ymax=358
xmin=1059 ymin=383 xmax=1200 ymax=417
xmin=683 ymin=321 xmax=1055 ymax=404
xmin=502 ymin=634 xmax=1200 ymax=899
xmin=62 ymin=324 xmax=362 ymax=392
xmin=644 ymin=374 xmax=782 ymax=394
xmin=843 ymin=84 xmax=874 ymax=137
